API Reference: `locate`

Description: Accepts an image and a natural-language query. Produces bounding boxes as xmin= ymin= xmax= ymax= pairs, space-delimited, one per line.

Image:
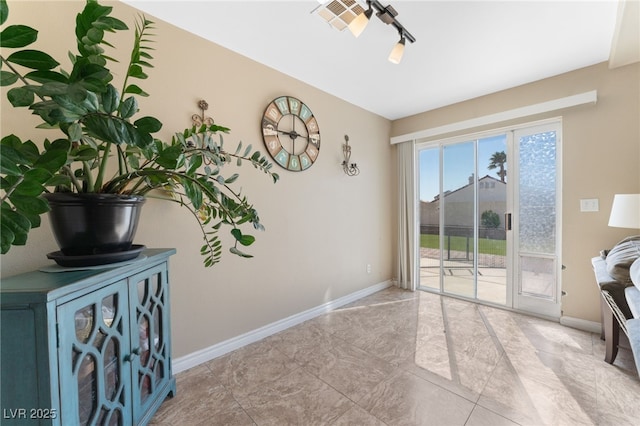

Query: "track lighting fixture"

xmin=315 ymin=0 xmax=416 ymax=63
xmin=349 ymin=0 xmax=416 ymax=63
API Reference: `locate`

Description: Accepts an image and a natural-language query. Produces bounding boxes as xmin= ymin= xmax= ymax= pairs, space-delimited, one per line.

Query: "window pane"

xmin=518 ymin=131 xmax=556 ymax=254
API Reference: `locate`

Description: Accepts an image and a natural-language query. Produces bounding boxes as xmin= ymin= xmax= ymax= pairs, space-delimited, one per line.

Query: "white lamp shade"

xmin=608 ymin=194 xmax=640 ymax=229
xmin=348 ymin=11 xmax=370 ymax=37
xmin=388 ymin=40 xmax=405 ymax=64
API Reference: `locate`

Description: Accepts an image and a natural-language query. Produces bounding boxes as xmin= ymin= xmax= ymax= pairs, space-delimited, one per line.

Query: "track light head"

xmin=348 ymin=4 xmax=374 ymax=38
xmin=388 ymin=35 xmax=406 ymax=64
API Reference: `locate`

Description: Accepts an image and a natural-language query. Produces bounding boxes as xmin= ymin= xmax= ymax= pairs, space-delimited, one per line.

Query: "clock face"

xmin=261 ymin=96 xmax=320 ymax=171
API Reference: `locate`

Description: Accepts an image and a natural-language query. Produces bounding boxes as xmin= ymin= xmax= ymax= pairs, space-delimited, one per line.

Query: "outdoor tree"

xmin=481 ymin=210 xmax=501 ymax=228
xmin=488 ymin=151 xmax=507 ymax=182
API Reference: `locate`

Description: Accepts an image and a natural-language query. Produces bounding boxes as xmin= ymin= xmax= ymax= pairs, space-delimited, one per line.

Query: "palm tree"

xmin=488 ymin=151 xmax=507 ymax=182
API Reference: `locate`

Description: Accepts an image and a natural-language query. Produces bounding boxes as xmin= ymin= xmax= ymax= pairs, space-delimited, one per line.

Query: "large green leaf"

xmin=7 ymin=86 xmax=34 ymax=107
xmin=1 ymin=207 xmax=34 ymax=248
xmin=68 ymin=60 xmax=111 ymax=90
xmin=13 ymin=168 xmax=51 ymax=196
xmin=119 ymin=96 xmax=137 ymax=119
xmin=0 ymin=144 xmax=24 ymax=175
xmin=185 ymin=155 xmax=202 ymax=175
xmin=52 ymin=94 xmax=89 ymax=116
xmin=31 ymin=81 xmax=69 ymax=97
xmin=94 ymin=16 xmax=128 ymax=31
xmin=127 ymin=64 xmax=147 ymax=79
xmin=183 ymin=180 xmax=203 ymax=210
xmin=0 ymin=70 xmax=18 ymax=86
xmin=0 ymin=0 xmax=8 ymax=26
xmin=71 ymin=145 xmax=98 ymax=161
xmin=19 ymin=140 xmax=41 ymax=163
xmin=155 ymin=145 xmax=182 ymax=169
xmin=24 ymin=70 xmax=68 ymax=84
xmin=6 ymin=50 xmax=59 ymax=70
xmin=67 ymin=123 xmax=83 ymax=141
xmin=0 ymin=222 xmax=16 ymax=254
xmin=230 ymin=228 xmax=256 ymax=247
xmin=33 ymin=140 xmax=69 ymax=172
xmin=134 ymin=116 xmax=161 ymax=134
xmin=124 ymin=84 xmax=148 ymax=97
xmin=101 ymin=84 xmax=119 ymax=114
xmin=82 ymin=114 xmax=145 ymax=146
xmin=9 ymin=193 xmax=50 ymax=215
xmin=0 ymin=25 xmax=37 ymax=48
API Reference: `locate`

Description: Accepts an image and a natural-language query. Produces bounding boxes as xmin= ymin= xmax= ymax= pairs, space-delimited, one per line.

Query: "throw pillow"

xmin=606 ymin=236 xmax=640 ymax=284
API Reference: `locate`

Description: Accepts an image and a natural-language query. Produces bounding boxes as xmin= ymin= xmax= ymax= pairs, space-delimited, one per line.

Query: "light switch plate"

xmin=580 ymin=198 xmax=599 ymax=212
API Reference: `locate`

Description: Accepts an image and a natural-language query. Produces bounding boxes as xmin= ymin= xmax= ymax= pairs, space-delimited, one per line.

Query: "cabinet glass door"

xmin=129 ymin=265 xmax=171 ymax=423
xmin=57 ymin=281 xmax=131 ymax=426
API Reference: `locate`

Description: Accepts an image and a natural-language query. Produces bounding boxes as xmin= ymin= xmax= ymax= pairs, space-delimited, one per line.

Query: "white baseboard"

xmin=560 ymin=316 xmax=601 ymax=334
xmin=172 ymin=280 xmax=393 ymax=374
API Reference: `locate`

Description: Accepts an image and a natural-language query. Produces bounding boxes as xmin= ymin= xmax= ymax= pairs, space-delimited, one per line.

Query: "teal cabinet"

xmin=1 ymin=249 xmax=176 ymax=425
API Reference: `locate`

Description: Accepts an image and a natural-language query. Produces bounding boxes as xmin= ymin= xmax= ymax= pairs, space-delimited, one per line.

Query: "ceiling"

xmin=122 ymin=1 xmax=637 ymax=120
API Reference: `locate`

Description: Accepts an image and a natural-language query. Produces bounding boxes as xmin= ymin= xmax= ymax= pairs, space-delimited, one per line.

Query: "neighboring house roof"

xmin=429 ymin=175 xmax=505 ymax=203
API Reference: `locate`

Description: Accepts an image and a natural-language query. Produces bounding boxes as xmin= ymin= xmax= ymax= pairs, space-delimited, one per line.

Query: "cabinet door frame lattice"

xmin=128 ymin=264 xmax=172 ymax=424
xmin=57 ymin=280 xmax=132 ymax=426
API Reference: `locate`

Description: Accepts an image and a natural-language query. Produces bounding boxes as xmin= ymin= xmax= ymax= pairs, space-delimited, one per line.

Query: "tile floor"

xmin=150 ymin=287 xmax=640 ymax=426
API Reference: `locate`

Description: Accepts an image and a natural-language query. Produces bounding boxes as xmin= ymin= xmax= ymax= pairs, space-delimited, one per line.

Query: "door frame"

xmin=510 ymin=120 xmax=563 ymax=319
xmin=415 ymin=117 xmax=562 ymax=319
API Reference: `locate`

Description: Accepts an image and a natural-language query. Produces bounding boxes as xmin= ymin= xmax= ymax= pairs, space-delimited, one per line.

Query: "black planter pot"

xmin=43 ymin=193 xmax=145 ymax=257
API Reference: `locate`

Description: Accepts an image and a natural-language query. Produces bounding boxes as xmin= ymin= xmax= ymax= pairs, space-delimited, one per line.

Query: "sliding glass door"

xmin=419 ymin=135 xmax=508 ymax=305
xmin=417 ymin=120 xmax=561 ymax=318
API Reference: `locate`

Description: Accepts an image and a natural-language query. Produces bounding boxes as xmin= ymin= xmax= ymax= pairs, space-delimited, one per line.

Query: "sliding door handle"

xmin=505 ymin=213 xmax=512 ymax=231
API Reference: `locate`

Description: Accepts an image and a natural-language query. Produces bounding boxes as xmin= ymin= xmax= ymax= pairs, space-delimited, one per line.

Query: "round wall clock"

xmin=261 ymin=96 xmax=320 ymax=171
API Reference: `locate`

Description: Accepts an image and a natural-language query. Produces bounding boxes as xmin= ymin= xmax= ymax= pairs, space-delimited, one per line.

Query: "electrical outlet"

xmin=366 ymin=264 xmax=371 ymax=274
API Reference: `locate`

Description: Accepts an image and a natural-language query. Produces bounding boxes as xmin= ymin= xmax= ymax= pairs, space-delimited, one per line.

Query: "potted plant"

xmin=0 ymin=0 xmax=279 ymax=267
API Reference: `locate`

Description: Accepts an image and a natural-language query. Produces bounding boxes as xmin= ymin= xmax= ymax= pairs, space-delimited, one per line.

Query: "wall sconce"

xmin=191 ymin=99 xmax=214 ymax=127
xmin=342 ymin=135 xmax=360 ymax=176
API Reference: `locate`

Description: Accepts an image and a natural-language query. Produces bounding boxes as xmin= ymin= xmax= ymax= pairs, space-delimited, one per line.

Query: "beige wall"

xmin=0 ymin=1 xmax=395 ymax=358
xmin=392 ymin=62 xmax=640 ymax=323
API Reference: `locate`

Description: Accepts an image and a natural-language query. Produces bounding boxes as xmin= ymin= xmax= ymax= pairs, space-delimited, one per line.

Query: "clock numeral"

xmin=275 ymin=97 xmax=290 ymax=115
xmin=262 ymin=122 xmax=277 ymax=136
xmin=307 ymin=118 xmax=318 ymax=132
xmin=300 ymin=105 xmax=312 ymax=121
xmin=275 ymin=149 xmax=289 ymax=168
xmin=307 ymin=145 xmax=318 ymax=161
xmin=288 ymin=155 xmax=301 ymax=171
xmin=288 ymin=98 xmax=301 ymax=115
xmin=267 ymin=104 xmax=281 ymax=122
xmin=300 ymin=153 xmax=311 ymax=170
